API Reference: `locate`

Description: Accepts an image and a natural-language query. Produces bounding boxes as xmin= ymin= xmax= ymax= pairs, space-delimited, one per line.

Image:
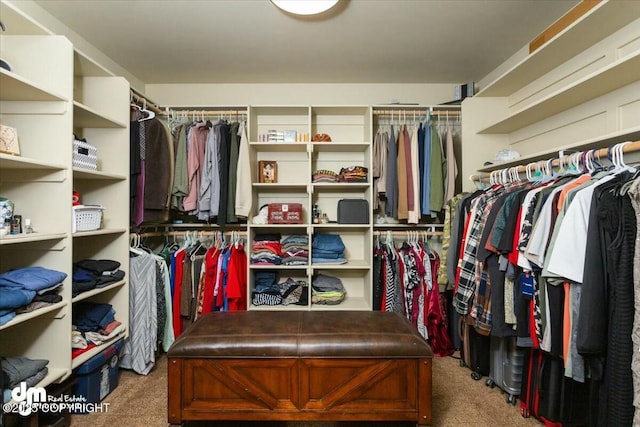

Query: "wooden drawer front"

xmin=299 ymin=358 xmax=419 ymax=414
xmin=182 ymin=359 xmax=300 ymax=413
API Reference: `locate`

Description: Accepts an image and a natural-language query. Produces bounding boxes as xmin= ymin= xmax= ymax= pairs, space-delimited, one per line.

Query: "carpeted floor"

xmin=69 ymin=352 xmax=541 ymax=427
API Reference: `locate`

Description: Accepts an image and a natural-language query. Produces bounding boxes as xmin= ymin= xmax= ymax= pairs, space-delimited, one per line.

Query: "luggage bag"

xmin=486 ymin=335 xmax=525 ymax=405
xmin=458 ymin=314 xmax=490 ymax=380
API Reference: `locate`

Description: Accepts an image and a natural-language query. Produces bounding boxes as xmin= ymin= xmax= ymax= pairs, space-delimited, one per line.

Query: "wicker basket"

xmin=73 ymin=205 xmax=104 ymax=233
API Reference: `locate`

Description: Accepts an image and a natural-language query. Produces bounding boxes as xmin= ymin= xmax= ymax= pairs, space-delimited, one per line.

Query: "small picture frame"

xmin=0 ymin=124 xmax=20 ymax=156
xmin=259 ymin=160 xmax=278 ymax=183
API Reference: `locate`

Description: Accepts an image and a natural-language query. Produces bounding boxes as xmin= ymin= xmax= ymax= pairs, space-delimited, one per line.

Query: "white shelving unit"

xmin=0 ymin=28 xmax=130 ymax=387
xmin=462 ymin=4 xmax=640 ymax=186
xmin=70 ymin=51 xmax=130 ymax=366
xmin=478 ymin=49 xmax=640 ymax=134
xmin=0 ymin=34 xmax=75 ymax=386
xmin=247 ymin=105 xmax=373 ymax=311
xmin=476 ymin=0 xmax=640 ymax=97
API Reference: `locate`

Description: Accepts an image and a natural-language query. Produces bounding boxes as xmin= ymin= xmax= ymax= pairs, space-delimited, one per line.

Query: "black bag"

xmin=337 ymin=199 xmax=369 ymax=224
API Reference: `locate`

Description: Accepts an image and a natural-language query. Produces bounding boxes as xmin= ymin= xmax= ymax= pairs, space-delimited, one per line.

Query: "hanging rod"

xmin=469 ymin=139 xmax=640 ymax=182
xmin=373 ymin=109 xmax=461 ymax=116
xmin=373 ymin=230 xmax=443 ymax=237
xmin=136 ymin=230 xmax=247 ymax=239
xmin=160 ymin=108 xmax=248 ymax=116
xmin=130 ymin=90 xmax=163 ymax=115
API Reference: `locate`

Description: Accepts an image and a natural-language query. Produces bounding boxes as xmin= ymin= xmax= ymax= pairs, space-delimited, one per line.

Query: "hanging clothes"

xmin=374 ymin=234 xmax=453 ymax=357
xmin=450 ymin=159 xmax=640 ymax=426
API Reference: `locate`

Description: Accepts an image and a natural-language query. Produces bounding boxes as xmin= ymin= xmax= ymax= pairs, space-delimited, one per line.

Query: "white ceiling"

xmin=32 ymin=0 xmax=578 ymax=85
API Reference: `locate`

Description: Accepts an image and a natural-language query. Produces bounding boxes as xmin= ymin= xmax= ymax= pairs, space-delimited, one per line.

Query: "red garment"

xmin=426 ymin=252 xmax=454 ymax=357
xmin=200 ymin=247 xmax=220 ymax=316
xmin=508 ymin=206 xmax=523 ymax=265
xmin=72 ymin=343 xmax=96 ymax=359
xmin=172 ymin=249 xmax=186 ymax=337
xmin=226 ymin=245 xmax=247 ymax=311
xmin=454 ymin=212 xmax=473 ymax=295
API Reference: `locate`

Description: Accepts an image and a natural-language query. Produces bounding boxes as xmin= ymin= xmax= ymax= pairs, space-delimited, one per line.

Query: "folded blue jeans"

xmin=312 ymin=234 xmax=345 ymax=253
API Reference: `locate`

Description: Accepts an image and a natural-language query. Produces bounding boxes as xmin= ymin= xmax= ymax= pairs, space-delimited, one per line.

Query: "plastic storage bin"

xmin=72 ymin=205 xmax=104 ymax=233
xmin=72 ymin=338 xmax=124 ymax=411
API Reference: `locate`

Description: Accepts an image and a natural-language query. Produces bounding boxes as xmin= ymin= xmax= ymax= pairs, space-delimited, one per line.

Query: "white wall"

xmin=145 ymin=83 xmax=457 ymax=107
xmin=2 ymin=0 xmax=145 ymax=90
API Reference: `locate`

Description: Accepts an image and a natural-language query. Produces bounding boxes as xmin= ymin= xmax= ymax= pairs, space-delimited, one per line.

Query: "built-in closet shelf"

xmin=36 ymin=368 xmax=68 ymax=390
xmin=0 ymin=68 xmax=68 ymax=102
xmin=73 ymin=168 xmax=127 ymax=180
xmin=72 ymin=280 xmax=126 ymax=303
xmin=477 ymin=125 xmax=640 ymax=173
xmin=312 ymin=224 xmax=371 ymax=230
xmin=477 ymin=0 xmax=640 ymax=97
xmin=0 ymin=154 xmax=66 ymax=171
xmin=373 ymin=224 xmax=444 ymax=229
xmin=312 ymin=142 xmax=370 ymax=152
xmin=71 ymin=332 xmax=126 ymax=369
xmin=72 ymin=228 xmax=128 ymax=238
xmin=0 ymin=301 xmax=67 ymax=332
xmin=250 ymin=265 xmax=308 ymax=270
xmin=312 ymin=183 xmax=370 ymax=190
xmin=479 ymin=50 xmax=640 ymax=134
xmin=249 ymin=305 xmax=308 ymax=311
xmin=252 ymin=183 xmax=308 ymax=191
xmin=312 ymin=260 xmax=369 ymax=269
xmin=73 ymin=101 xmax=127 ymax=128
xmin=74 ymin=50 xmax=112 ymax=78
xmin=0 ymin=232 xmax=67 ymax=245
xmin=311 ymin=298 xmax=370 ymax=311
xmin=249 ymin=142 xmax=308 ymax=152
xmin=4 ymin=368 xmax=70 ymax=406
xmin=250 ymin=224 xmax=309 ymax=230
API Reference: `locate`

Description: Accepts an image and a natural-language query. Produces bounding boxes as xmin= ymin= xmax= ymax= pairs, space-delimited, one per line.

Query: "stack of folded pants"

xmin=311 ymin=273 xmax=346 ymax=305
xmin=2 ymin=356 xmax=49 ymax=403
xmin=311 ymin=234 xmax=346 ymax=264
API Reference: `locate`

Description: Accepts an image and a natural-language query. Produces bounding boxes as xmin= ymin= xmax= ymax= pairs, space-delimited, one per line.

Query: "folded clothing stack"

xmin=312 ymin=169 xmax=338 ymax=183
xmin=71 ymin=302 xmax=122 ymax=358
xmin=2 ymin=356 xmax=49 ymax=403
xmin=72 ymin=259 xmax=125 ymax=297
xmin=281 ymin=235 xmax=309 ymax=265
xmin=279 ymin=278 xmax=308 ymax=306
xmin=251 ymin=271 xmax=308 ymax=306
xmin=252 ymin=271 xmax=281 ymax=305
xmin=338 ymin=166 xmax=368 ymax=183
xmin=250 ymin=233 xmax=282 ymax=265
xmin=311 ymin=273 xmax=346 ymax=305
xmin=311 ymin=234 xmax=347 ymax=264
xmin=0 ymin=266 xmax=66 ymax=326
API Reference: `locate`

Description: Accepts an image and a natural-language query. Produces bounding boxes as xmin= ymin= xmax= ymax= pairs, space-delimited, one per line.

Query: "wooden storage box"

xmin=268 ymin=203 xmax=303 ymax=224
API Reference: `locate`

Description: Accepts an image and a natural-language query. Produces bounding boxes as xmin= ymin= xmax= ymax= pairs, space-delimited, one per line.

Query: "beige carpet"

xmin=69 ymin=352 xmax=541 ymax=427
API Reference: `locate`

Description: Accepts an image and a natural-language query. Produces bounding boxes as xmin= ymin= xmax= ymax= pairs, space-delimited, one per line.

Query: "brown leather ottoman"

xmin=167 ymin=311 xmax=433 ymax=427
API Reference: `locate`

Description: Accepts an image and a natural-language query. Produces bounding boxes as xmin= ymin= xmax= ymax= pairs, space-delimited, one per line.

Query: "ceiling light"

xmin=272 ymin=0 xmax=340 ymax=16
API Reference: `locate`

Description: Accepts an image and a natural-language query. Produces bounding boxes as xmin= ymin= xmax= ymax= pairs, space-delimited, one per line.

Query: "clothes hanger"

xmin=129 ymin=233 xmax=144 ymax=255
xmin=137 ymin=99 xmax=156 ymax=122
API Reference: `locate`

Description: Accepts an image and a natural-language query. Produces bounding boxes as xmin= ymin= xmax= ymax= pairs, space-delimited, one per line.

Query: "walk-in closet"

xmin=1 ymin=1 xmax=639 ymax=426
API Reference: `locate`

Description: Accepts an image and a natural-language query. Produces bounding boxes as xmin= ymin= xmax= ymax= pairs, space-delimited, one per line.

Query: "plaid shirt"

xmin=453 ymin=186 xmax=502 ymax=314
xmin=453 ymin=182 xmax=527 ymax=315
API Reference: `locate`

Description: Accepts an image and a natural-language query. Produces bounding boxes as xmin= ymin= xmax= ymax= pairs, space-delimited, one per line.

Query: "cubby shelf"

xmin=248 ymin=105 xmax=373 ymax=311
